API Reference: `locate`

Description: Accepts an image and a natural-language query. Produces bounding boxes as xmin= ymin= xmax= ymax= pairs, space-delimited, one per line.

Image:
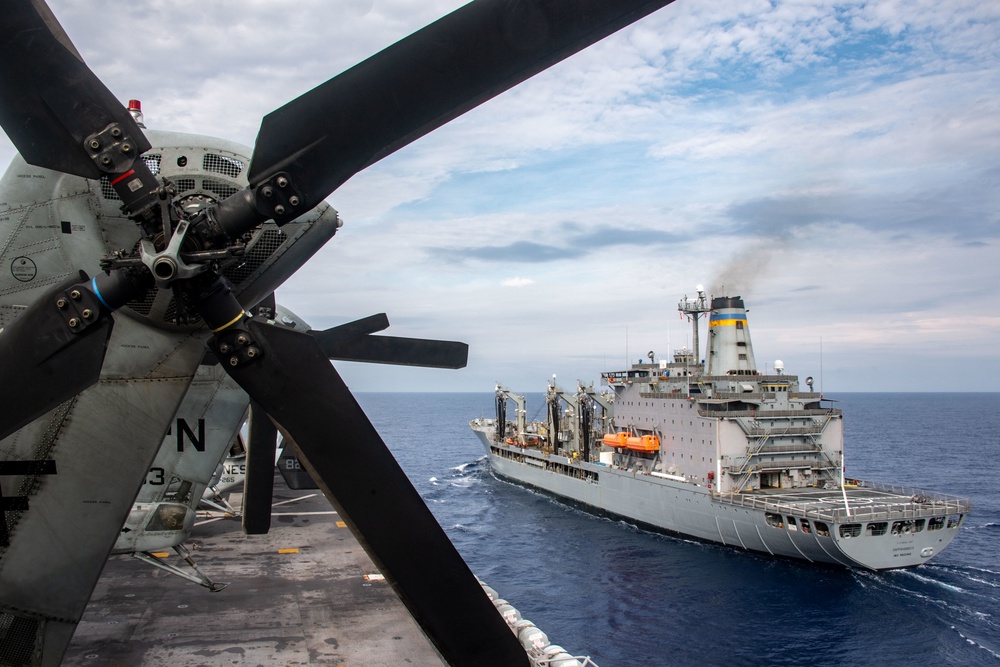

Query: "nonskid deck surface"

xmin=63 ymin=471 xmax=447 ymax=667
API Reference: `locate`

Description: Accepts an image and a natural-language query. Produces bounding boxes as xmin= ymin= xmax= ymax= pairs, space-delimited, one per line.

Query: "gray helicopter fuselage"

xmin=0 ymin=130 xmax=339 ymax=657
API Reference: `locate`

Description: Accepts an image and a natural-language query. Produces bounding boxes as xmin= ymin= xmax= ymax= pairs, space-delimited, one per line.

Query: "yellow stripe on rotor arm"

xmin=211 ymin=311 xmax=245 ymax=333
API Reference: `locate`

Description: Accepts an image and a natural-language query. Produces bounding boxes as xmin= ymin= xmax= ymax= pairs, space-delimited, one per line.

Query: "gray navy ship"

xmin=471 ymin=287 xmax=970 ymax=569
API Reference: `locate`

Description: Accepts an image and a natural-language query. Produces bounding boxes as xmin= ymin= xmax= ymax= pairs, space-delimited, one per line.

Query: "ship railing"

xmin=744 ymin=425 xmax=826 ymax=436
xmin=697 ymin=373 xmax=803 ymax=383
xmin=725 ymin=460 xmax=837 ymax=475
xmin=715 ymin=484 xmax=971 ymax=522
xmin=738 ymin=442 xmax=824 ymax=456
xmin=707 ymin=390 xmax=822 ymax=399
xmin=700 ymin=391 xmax=830 ymax=402
xmin=855 ymin=480 xmax=973 ymax=508
xmin=695 ymin=408 xmax=843 ymax=419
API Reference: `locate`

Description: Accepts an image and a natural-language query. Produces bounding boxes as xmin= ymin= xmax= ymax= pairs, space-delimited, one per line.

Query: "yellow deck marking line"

xmin=277 ymin=548 xmax=299 ymax=554
xmin=150 ymin=552 xmax=170 ymax=558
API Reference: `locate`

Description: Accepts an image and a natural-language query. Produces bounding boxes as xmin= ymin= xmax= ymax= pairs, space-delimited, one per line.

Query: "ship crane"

xmin=494 ymin=385 xmax=527 ymax=445
xmin=579 ymin=382 xmax=614 ymax=455
xmin=543 ymin=379 xmax=613 ymax=463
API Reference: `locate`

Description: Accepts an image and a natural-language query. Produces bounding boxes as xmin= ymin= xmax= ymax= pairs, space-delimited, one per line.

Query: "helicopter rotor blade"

xmin=319 ymin=312 xmax=390 ymax=337
xmin=0 ymin=0 xmax=150 ymax=178
xmin=314 ymin=332 xmax=469 ymax=369
xmin=214 ymin=320 xmax=527 ymax=666
xmin=0 ymin=273 xmax=115 ymax=440
xmin=311 ymin=315 xmax=468 ymax=369
xmin=242 ymin=0 xmax=676 ymax=223
xmin=241 ymin=400 xmax=279 ymax=535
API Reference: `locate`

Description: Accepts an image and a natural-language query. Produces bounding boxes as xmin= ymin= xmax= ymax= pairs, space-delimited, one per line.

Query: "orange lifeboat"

xmin=603 ymin=433 xmax=627 ymax=448
xmin=602 ymin=433 xmax=660 ymax=452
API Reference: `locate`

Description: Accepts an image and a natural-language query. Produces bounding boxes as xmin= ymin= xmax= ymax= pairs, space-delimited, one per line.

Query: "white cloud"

xmin=501 ymin=277 xmax=535 ymax=288
xmin=2 ymin=0 xmax=998 ymax=392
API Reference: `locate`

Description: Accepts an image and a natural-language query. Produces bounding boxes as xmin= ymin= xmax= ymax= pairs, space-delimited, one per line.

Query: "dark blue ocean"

xmin=355 ymin=392 xmax=1000 ymax=667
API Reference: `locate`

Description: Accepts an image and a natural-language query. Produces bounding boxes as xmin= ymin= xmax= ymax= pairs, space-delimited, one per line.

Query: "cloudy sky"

xmin=4 ymin=0 xmax=998 ymax=392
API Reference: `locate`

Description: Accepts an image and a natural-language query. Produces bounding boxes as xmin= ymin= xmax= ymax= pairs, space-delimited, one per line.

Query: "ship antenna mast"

xmin=677 ymin=285 xmax=710 ymax=366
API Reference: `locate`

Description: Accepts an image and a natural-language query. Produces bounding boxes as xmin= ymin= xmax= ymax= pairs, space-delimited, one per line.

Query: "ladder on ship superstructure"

xmin=729 ymin=424 xmax=771 ymax=493
xmin=726 ymin=413 xmax=840 ymax=491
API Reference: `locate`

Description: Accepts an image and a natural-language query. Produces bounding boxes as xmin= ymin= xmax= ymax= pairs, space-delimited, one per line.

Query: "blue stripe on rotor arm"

xmin=91 ymin=277 xmax=112 ymax=311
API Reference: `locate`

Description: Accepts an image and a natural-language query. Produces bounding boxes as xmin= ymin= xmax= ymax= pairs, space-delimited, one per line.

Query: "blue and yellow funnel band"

xmin=709 ymin=313 xmax=746 ymax=327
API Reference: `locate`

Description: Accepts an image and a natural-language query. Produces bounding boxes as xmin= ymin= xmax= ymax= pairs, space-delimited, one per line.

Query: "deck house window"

xmin=839 ymin=524 xmax=861 ymax=538
xmin=866 ymin=522 xmax=888 ymax=536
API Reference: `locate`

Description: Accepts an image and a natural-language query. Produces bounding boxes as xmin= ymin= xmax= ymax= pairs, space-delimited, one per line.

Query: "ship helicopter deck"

xmin=717 ymin=483 xmax=971 ymax=525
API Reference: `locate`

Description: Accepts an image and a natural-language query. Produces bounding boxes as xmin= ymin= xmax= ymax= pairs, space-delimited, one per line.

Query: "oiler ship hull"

xmin=471 ymin=421 xmax=967 ymax=570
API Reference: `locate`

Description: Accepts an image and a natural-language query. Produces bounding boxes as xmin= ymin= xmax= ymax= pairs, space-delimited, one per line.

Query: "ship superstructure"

xmin=471 ymin=288 xmax=970 ymax=569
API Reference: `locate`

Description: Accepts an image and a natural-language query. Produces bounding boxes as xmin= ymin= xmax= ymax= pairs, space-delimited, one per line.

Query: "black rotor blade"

xmin=321 ymin=312 xmax=390 ymax=337
xmin=248 ymin=0 xmax=676 ymax=211
xmin=0 ymin=0 xmax=150 ymax=178
xmin=216 ymin=321 xmax=527 ymax=666
xmin=242 ymin=401 xmax=278 ymax=535
xmin=313 ymin=331 xmax=469 ymax=369
xmin=0 ymin=273 xmax=113 ymax=440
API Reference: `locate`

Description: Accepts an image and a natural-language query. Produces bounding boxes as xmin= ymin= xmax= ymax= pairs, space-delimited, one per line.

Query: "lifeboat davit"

xmin=602 ymin=432 xmax=660 ymax=452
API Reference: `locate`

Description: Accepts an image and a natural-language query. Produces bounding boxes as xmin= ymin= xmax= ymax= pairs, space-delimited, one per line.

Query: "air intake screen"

xmin=203 ymin=153 xmax=244 ymax=179
xmin=0 ymin=612 xmax=40 ymax=666
xmin=203 ymin=178 xmax=240 ymax=200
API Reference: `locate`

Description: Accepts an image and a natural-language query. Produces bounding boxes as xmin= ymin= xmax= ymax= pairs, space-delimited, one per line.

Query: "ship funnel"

xmin=706 ymin=296 xmax=757 ymax=376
